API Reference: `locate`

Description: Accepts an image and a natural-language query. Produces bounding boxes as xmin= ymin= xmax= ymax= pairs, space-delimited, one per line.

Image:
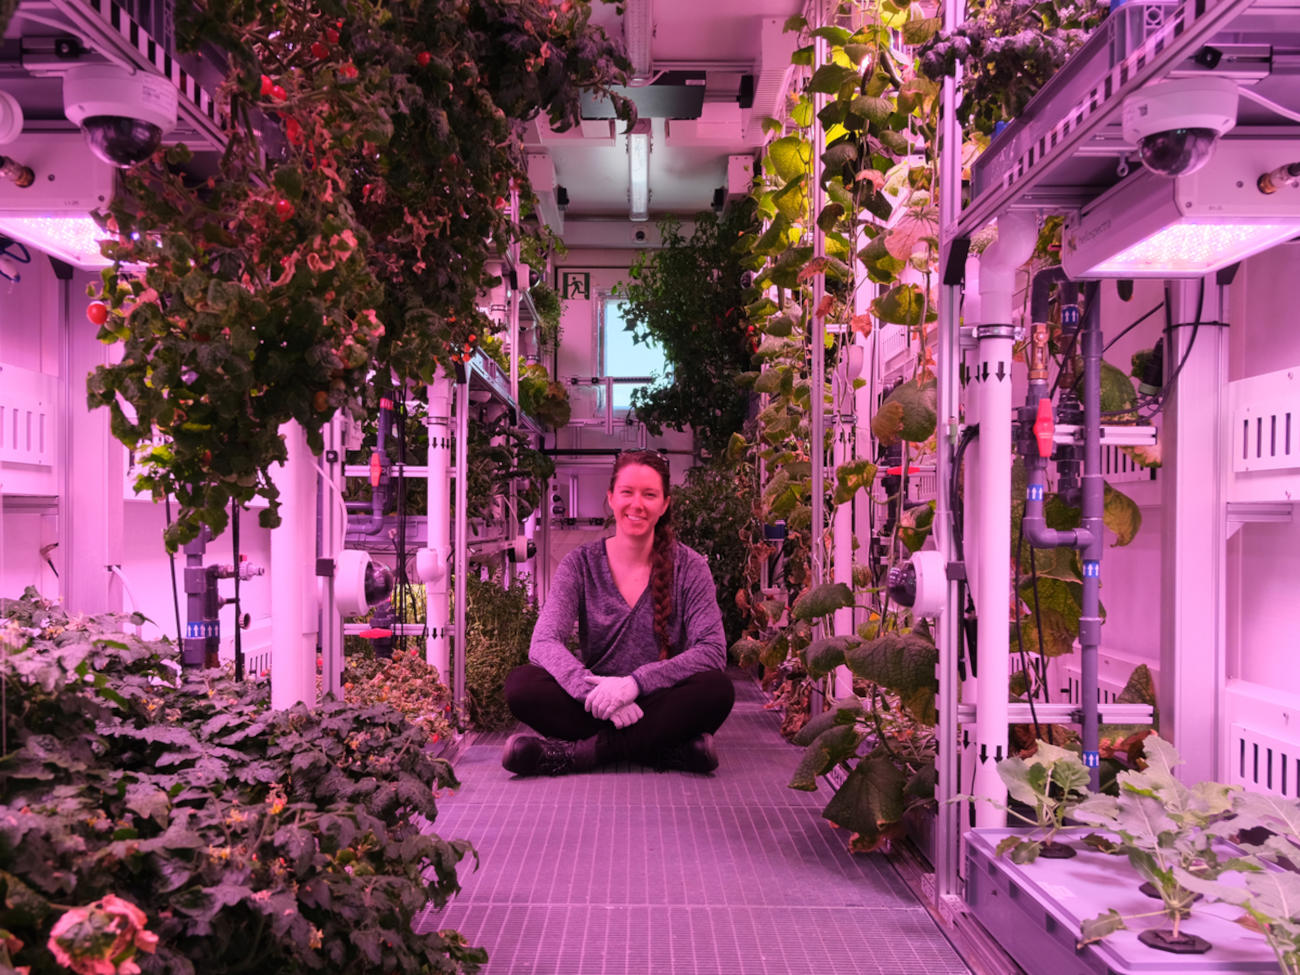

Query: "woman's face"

xmin=607 ymin=462 xmax=669 ymax=542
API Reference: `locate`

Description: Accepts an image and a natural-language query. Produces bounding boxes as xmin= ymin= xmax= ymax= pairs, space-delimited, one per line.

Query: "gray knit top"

xmin=529 ymin=538 xmax=727 ymax=699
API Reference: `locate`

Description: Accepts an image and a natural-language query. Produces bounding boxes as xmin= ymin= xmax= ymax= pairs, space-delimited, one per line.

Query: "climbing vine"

xmin=85 ymin=0 xmax=628 ymax=549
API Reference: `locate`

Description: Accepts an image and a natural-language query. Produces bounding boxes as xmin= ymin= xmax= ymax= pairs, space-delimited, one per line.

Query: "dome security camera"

xmin=62 ymin=63 xmax=178 ymax=167
xmin=1121 ymin=77 xmax=1237 ymax=178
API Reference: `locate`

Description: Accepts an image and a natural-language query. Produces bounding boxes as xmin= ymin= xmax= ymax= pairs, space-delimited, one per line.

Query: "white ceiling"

xmin=529 ymin=0 xmax=805 ymax=229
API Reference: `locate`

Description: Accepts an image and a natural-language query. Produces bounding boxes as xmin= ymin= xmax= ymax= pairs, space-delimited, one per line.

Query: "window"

xmin=602 ymin=297 xmax=669 ymax=412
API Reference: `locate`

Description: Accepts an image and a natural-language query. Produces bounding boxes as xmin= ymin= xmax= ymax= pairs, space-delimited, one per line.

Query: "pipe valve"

xmin=1032 ymin=398 xmax=1055 ymax=458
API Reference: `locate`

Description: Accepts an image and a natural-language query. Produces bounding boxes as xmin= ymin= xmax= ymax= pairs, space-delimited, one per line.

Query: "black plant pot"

xmin=1038 ymin=840 xmax=1077 ymax=859
xmin=1137 ymin=929 xmax=1212 ymax=954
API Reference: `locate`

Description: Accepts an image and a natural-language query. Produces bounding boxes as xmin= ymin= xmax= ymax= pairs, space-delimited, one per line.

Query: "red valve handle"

xmin=1032 ymin=398 xmax=1054 ymax=458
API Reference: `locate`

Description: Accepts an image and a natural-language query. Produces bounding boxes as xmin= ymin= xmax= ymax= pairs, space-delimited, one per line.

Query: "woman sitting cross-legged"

xmin=502 ymin=449 xmax=735 ymax=776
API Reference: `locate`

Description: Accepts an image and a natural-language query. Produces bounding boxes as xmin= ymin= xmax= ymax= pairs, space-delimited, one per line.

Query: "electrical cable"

xmin=1238 ymin=86 xmax=1300 ymax=124
xmin=1012 ymin=517 xmax=1045 ymax=744
xmin=164 ymin=496 xmax=184 ymax=652
xmin=1101 ymin=302 xmax=1164 ymax=354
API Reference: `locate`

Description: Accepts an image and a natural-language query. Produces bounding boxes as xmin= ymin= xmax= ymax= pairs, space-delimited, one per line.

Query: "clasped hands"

xmin=584 ymin=674 xmax=642 ymax=728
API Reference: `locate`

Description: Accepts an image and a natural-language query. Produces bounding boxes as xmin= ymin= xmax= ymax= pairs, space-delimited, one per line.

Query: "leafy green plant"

xmin=464 ymin=411 xmax=556 ymax=526
xmin=1176 ymin=868 xmax=1300 ymax=974
xmin=614 ymin=204 xmax=763 ymax=457
xmin=0 ymin=587 xmax=483 ymax=974
xmin=761 ymin=583 xmax=940 ymax=851
xmin=1072 ymin=735 xmax=1250 ymax=952
xmin=465 ymin=573 xmax=538 ymax=731
xmin=529 ymin=282 xmax=565 ymax=351
xmin=670 ymin=456 xmax=759 ymax=646
xmin=86 ymin=0 xmax=628 ymax=549
xmin=983 ymin=741 xmax=1092 ymax=863
xmin=341 ymin=646 xmax=456 ymax=745
xmin=517 ymin=362 xmax=572 ymax=431
xmin=919 ymin=0 xmax=1109 ymax=135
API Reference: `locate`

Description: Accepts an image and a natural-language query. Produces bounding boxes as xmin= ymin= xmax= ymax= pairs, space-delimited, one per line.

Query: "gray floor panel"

xmin=418 ymin=671 xmax=971 ymax=974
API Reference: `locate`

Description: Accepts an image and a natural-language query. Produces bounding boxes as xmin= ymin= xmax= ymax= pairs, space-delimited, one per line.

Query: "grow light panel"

xmin=628 ymin=124 xmax=650 ymax=222
xmin=1062 ymin=137 xmax=1300 ymax=278
xmin=0 ymin=214 xmax=112 ymax=268
xmin=1089 ymin=220 xmax=1299 ymax=276
xmin=0 ymin=132 xmax=116 ymax=269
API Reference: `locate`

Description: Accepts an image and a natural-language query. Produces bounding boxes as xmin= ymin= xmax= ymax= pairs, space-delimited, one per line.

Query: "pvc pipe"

xmin=970 ymin=324 xmax=1014 ymax=826
xmin=270 ymin=420 xmax=319 ymax=710
xmin=970 ymin=213 xmax=1037 ymax=827
xmin=317 ymin=417 xmax=346 ymax=700
xmin=426 ymin=370 xmax=453 ymax=680
xmin=346 ymin=394 xmax=393 ymax=536
xmin=978 ymin=214 xmax=1037 ymax=326
xmin=934 ymin=0 xmax=967 ymax=901
xmin=1077 ymin=283 xmax=1105 ymax=786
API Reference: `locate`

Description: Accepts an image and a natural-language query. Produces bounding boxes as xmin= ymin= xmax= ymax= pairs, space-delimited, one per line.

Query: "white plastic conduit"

xmin=970 ymin=212 xmax=1036 ymax=826
xmin=425 ymin=370 xmax=454 ymax=679
xmin=270 ymin=420 xmax=319 ymax=710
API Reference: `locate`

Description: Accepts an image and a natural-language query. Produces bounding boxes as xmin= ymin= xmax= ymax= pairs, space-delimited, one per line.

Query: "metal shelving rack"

xmin=934 ymin=0 xmax=1299 ymax=911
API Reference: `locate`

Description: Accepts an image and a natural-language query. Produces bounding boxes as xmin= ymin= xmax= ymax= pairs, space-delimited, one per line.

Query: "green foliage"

xmin=614 ymin=204 xmax=764 ymax=456
xmin=919 ymin=0 xmax=1109 ymax=135
xmin=0 ymin=587 xmax=482 ymax=974
xmin=464 ymin=411 xmax=555 ymax=525
xmin=86 ymin=0 xmax=628 ymax=549
xmin=671 ymin=458 xmax=758 ymax=645
xmin=988 ymin=741 xmax=1092 ymax=863
xmin=517 ymin=362 xmax=573 ymax=430
xmin=528 ymin=282 xmax=564 ymax=351
xmin=871 ymin=377 xmax=937 ymax=446
xmin=465 ymin=573 xmax=537 ymax=730
xmin=791 ymin=582 xmax=855 ymax=621
xmin=341 ymin=645 xmax=455 ymax=745
xmin=1073 ymin=735 xmax=1249 ymax=944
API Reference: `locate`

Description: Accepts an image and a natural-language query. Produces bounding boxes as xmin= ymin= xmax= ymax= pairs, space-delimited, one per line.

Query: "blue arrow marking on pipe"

xmin=1084 ymin=750 xmax=1099 ymax=768
xmin=1083 ymin=561 xmax=1100 ymax=577
xmin=1027 ymin=485 xmax=1044 ymax=501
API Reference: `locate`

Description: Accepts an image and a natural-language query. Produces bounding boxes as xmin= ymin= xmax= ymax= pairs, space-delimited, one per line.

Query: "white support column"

xmin=270 ymin=420 xmax=319 ymax=710
xmin=425 ymin=371 xmax=454 ymax=679
xmin=453 ymin=377 xmax=471 ymax=720
xmin=1160 ymin=276 xmax=1228 ymax=784
xmin=62 ymin=275 xmax=124 ymax=615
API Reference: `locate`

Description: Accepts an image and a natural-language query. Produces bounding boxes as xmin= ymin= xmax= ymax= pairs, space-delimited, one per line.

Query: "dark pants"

xmin=503 ymin=664 xmax=735 ymax=765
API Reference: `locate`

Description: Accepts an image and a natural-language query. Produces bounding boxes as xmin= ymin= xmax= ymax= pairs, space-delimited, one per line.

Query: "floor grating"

xmin=416 ymin=671 xmax=972 ymax=974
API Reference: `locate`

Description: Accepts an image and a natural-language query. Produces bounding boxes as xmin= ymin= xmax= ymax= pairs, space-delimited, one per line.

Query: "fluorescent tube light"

xmin=628 ymin=126 xmax=650 ymax=222
xmin=623 ymin=0 xmax=654 ymax=86
xmin=1063 ymin=139 xmax=1300 ymax=278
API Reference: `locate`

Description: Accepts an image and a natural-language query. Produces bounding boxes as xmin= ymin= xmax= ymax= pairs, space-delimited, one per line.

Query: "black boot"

xmin=502 ymin=734 xmax=596 ymax=776
xmin=654 ymin=733 xmax=718 ymax=774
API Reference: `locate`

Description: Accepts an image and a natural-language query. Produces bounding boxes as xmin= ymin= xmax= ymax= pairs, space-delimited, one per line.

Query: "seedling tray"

xmin=965 ymin=828 xmax=1279 ymax=974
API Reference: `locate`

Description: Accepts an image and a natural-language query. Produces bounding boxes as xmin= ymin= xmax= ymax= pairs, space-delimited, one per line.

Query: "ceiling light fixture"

xmin=1062 ymin=139 xmax=1300 ymax=278
xmin=628 ymin=120 xmax=651 ymax=222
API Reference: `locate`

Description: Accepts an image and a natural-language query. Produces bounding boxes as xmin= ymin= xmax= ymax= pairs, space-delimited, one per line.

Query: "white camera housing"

xmin=62 ymin=63 xmax=178 ymax=167
xmin=1121 ymin=77 xmax=1237 ymax=177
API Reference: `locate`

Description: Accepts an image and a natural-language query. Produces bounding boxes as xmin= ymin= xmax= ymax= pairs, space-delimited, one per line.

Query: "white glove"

xmin=609 ymin=701 xmax=644 ymax=729
xmin=584 ymin=675 xmax=639 ymax=721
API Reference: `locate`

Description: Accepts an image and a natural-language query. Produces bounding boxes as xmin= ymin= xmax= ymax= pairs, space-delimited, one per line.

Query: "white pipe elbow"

xmin=978 ymin=213 xmax=1038 ymax=325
